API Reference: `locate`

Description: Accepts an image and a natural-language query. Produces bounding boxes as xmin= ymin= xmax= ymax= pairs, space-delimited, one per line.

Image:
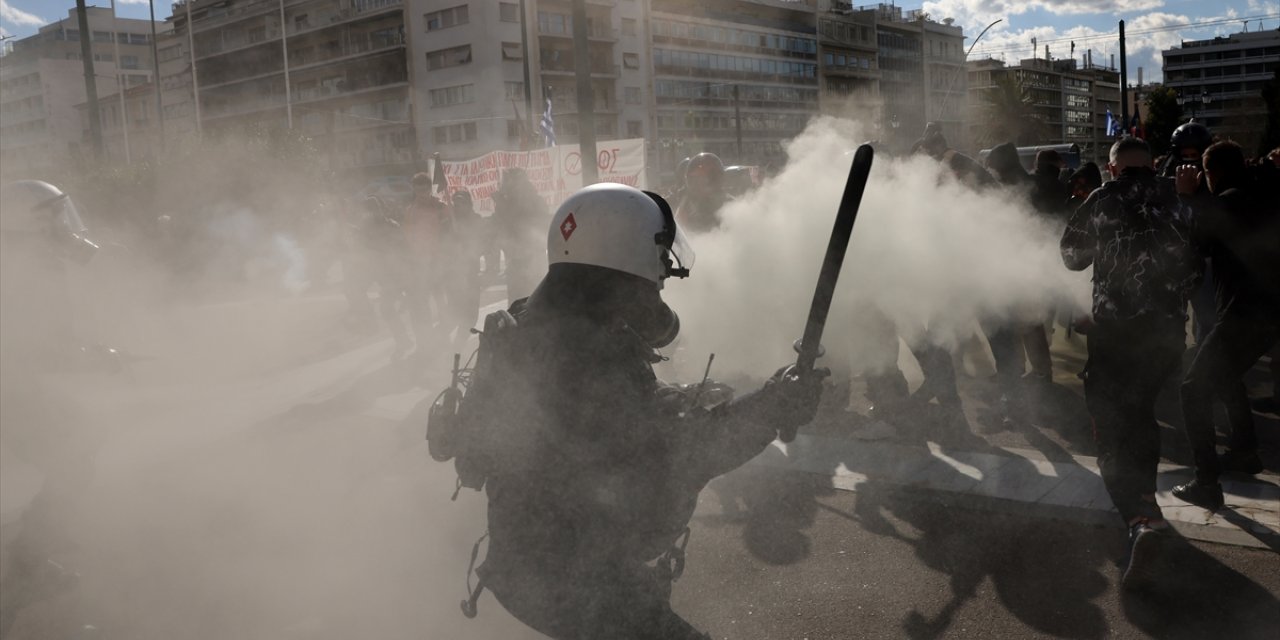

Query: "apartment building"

xmin=866 ymin=3 xmax=964 ymax=149
xmin=0 ymin=6 xmax=157 ymax=176
xmin=1163 ymin=29 xmax=1280 ymax=152
xmin=815 ymin=1 xmax=879 ymax=117
xmin=171 ymin=0 xmax=414 ymax=172
xmin=965 ymin=55 xmax=1120 ymax=162
xmin=648 ymin=0 xmax=820 ymax=172
xmin=405 ymin=0 xmax=650 ymax=160
xmin=75 ymin=81 xmax=168 ymax=164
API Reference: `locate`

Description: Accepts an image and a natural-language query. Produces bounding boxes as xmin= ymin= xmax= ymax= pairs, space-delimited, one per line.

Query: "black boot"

xmin=1172 ymin=479 xmax=1224 ymax=511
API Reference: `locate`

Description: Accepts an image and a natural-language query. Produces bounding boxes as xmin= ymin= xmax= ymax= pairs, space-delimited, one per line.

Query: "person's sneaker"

xmin=1121 ymin=521 xmax=1164 ymax=591
xmin=1172 ymin=479 xmax=1225 ymax=511
xmin=1219 ymin=450 xmax=1264 ymax=475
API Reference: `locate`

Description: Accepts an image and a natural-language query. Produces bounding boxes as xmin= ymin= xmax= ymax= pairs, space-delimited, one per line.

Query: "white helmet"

xmin=548 ymin=183 xmax=694 ymax=288
xmin=0 ymin=180 xmax=98 ymax=264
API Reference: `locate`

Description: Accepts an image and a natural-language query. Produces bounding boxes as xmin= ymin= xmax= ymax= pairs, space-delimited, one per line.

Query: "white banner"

xmin=439 ymin=139 xmax=648 ymax=214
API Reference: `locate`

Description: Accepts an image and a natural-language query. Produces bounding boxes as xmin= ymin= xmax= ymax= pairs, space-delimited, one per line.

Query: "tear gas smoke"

xmin=664 ymin=117 xmax=1092 ymax=382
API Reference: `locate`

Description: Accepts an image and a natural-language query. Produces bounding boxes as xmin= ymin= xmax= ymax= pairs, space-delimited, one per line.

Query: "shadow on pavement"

xmin=1120 ymin=534 xmax=1280 ymax=640
xmin=704 ymin=444 xmax=836 ymax=566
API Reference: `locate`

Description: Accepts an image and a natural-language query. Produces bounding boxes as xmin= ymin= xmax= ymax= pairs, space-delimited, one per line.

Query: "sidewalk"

xmin=750 ymin=432 xmax=1280 ymax=550
xmin=349 ymin=300 xmax=1279 ymax=550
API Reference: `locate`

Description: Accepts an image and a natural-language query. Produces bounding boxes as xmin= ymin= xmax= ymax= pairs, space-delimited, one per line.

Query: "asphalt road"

xmin=2 ymin=292 xmax=1277 ymax=639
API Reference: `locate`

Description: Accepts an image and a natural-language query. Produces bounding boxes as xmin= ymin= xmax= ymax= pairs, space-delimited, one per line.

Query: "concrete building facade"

xmin=406 ymin=0 xmax=652 ymax=160
xmin=648 ymin=0 xmax=820 ymax=173
xmin=1162 ymin=29 xmax=1280 ymax=152
xmin=0 ymin=6 xmax=157 ymax=175
xmin=171 ymin=0 xmax=415 ymax=173
xmin=965 ymin=55 xmax=1120 ymax=163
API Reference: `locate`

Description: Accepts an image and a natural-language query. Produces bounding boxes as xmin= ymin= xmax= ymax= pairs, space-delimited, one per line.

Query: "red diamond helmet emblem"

xmin=560 ymin=212 xmax=577 ymax=241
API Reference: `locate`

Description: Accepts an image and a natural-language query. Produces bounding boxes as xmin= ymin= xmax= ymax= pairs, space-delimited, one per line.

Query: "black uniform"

xmin=1180 ymin=178 xmax=1280 ymax=483
xmin=1061 ymin=167 xmax=1201 ymax=524
xmin=473 ymin=265 xmax=816 ymax=639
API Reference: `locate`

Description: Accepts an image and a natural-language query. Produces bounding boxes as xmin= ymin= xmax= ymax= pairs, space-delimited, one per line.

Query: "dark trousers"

xmin=1180 ymin=307 xmax=1280 ymax=483
xmin=1084 ymin=320 xmax=1185 ymax=524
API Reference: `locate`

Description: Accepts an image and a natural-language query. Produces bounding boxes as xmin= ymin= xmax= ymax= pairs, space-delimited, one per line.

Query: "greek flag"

xmin=540 ymin=97 xmax=556 ymax=147
xmin=1105 ymin=108 xmax=1121 ymax=138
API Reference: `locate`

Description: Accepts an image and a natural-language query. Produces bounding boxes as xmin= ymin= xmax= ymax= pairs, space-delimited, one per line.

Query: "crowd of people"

xmin=339 ymin=168 xmax=548 ymax=360
xmin=894 ymin=123 xmax=1280 ymax=589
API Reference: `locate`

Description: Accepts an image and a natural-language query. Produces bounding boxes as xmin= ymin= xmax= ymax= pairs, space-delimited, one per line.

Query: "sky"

xmin=3 ymin=0 xmax=1278 ymax=81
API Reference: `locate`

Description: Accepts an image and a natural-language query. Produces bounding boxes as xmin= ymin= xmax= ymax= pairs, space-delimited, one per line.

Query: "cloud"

xmin=0 ymin=1 xmax=46 ymax=27
xmin=924 ymin=0 xmax=1165 ymax=25
xmin=967 ymin=10 xmax=1249 ymax=82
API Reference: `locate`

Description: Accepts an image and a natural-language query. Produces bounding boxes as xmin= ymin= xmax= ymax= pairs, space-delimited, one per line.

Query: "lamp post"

xmin=1176 ymin=89 xmax=1212 ymax=121
xmin=110 ymin=0 xmax=131 ymax=164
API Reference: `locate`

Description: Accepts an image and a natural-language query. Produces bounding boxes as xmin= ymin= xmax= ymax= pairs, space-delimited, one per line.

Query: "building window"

xmin=621 ymin=18 xmax=637 ymax=36
xmin=429 ymin=84 xmax=475 ymax=107
xmin=499 ymin=2 xmax=519 ymax=22
xmin=121 ymin=55 xmax=140 ymax=70
xmin=93 ymin=30 xmax=112 ymax=43
xmin=432 ymin=122 xmax=478 ymax=144
xmin=426 ymin=45 xmax=472 ymax=70
xmin=505 ymin=81 xmax=525 ymax=101
xmin=627 ymin=120 xmax=642 ymax=137
xmin=624 ymin=86 xmax=641 ymax=104
xmin=425 ymin=4 xmax=469 ymax=31
xmin=508 ymin=119 xmax=522 ymax=138
xmin=623 ymin=53 xmax=640 ymax=69
xmin=295 ymin=14 xmax=311 ymax=30
xmin=502 ymin=42 xmax=523 ymax=60
xmin=538 ymin=11 xmax=568 ymax=35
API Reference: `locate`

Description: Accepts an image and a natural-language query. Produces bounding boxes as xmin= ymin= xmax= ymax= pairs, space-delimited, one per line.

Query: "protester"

xmin=1067 ymin=162 xmax=1103 ymax=210
xmin=984 ymin=143 xmax=1046 ymax=417
xmin=357 ymin=196 xmax=416 ymax=358
xmin=1030 ymin=149 xmax=1071 ymax=220
xmin=1061 ymin=137 xmax=1201 ymax=589
xmin=491 ymin=168 xmax=549 ymax=302
xmin=401 ymin=172 xmax=453 ymax=350
xmin=440 ymin=190 xmax=497 ymax=350
xmin=1173 ymin=141 xmax=1280 ymax=510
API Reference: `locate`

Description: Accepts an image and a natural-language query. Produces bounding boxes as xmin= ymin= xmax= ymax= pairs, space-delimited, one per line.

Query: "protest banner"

xmin=439 ymin=139 xmax=648 ymax=214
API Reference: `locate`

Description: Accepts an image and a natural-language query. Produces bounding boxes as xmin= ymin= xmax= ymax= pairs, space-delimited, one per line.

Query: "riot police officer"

xmin=448 ymin=183 xmax=824 ymax=639
xmin=0 ymin=180 xmax=106 ymax=636
xmin=676 ymin=152 xmax=732 ymax=233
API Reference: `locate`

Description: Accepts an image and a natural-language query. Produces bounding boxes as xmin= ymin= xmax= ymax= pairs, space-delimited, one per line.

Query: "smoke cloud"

xmin=664 ymin=117 xmax=1092 ymax=382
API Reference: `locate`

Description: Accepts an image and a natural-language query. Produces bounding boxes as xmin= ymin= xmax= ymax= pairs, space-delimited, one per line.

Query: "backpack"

xmin=426 ymin=302 xmax=525 ymax=498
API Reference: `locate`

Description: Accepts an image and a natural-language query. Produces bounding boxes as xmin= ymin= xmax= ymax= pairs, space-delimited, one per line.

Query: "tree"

xmin=977 ymin=74 xmax=1045 ymax=148
xmin=1258 ymin=70 xmax=1280 ymax=157
xmin=1143 ymin=86 xmax=1182 ymax=158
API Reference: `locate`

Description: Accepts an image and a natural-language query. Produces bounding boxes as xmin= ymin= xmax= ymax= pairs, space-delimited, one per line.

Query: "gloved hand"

xmin=762 ymin=365 xmax=828 ymax=442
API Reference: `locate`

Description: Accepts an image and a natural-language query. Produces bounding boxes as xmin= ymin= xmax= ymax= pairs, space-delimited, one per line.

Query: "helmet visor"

xmin=669 ymin=224 xmax=696 ymax=274
xmin=49 ymin=195 xmax=88 ymax=236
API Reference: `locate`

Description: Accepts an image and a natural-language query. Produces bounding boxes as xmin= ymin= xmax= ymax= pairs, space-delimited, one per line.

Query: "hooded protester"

xmin=912 ymin=126 xmax=994 ymax=190
xmin=1067 ymin=162 xmax=1104 ymax=210
xmin=435 ymin=184 xmax=825 ymax=639
xmin=1173 ymin=141 xmax=1280 ymax=511
xmin=1030 ymin=149 xmax=1072 ymax=221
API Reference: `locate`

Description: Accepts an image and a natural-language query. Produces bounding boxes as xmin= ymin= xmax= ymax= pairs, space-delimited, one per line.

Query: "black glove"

xmin=762 ymin=364 xmax=828 ymax=442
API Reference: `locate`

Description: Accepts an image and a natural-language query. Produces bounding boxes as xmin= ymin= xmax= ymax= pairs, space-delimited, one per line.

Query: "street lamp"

xmin=1177 ymin=89 xmax=1212 ymax=120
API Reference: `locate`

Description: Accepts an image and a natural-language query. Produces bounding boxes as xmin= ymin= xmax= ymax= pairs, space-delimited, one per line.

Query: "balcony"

xmin=541 ymin=63 xmax=620 ymax=77
xmin=538 ymin=25 xmax=618 ymax=42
